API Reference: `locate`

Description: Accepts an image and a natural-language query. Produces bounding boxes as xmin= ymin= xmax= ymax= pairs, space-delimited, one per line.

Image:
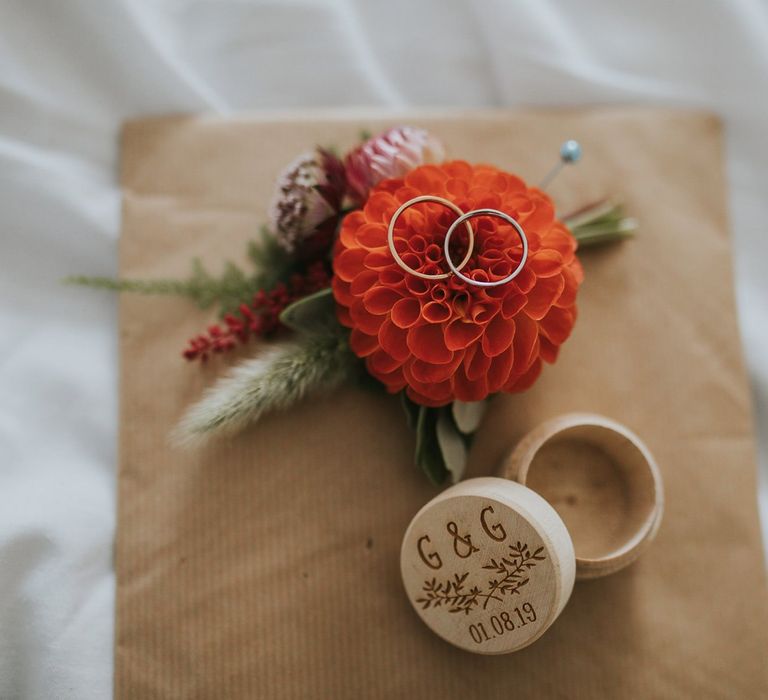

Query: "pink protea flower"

xmin=345 ymin=126 xmax=445 ymax=203
xmin=268 ymin=148 xmax=346 ymax=254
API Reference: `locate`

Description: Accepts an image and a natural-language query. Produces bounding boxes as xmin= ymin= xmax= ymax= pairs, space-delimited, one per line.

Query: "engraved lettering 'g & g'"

xmin=480 ymin=505 xmax=507 ymax=542
xmin=417 ymin=534 xmax=443 ymax=569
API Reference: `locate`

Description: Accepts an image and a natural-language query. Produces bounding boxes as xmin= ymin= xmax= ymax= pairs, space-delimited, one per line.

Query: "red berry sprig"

xmin=183 ymin=261 xmax=331 ymax=362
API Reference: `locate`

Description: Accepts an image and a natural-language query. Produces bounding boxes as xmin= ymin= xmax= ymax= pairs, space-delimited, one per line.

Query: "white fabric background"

xmin=0 ymin=1 xmax=766 ymax=697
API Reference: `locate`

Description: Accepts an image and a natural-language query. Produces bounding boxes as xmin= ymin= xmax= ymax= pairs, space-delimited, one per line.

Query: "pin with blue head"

xmin=538 ymin=139 xmax=582 ymax=190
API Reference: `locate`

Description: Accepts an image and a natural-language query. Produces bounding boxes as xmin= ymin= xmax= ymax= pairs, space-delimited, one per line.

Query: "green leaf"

xmin=414 ymin=406 xmax=449 ymax=485
xmin=571 ymin=218 xmax=637 ymax=247
xmin=564 ymin=199 xmax=638 ymax=249
xmin=562 ymin=199 xmax=619 ymax=229
xmin=400 ymin=391 xmax=421 ymax=432
xmin=451 ymin=399 xmax=487 ymax=434
xmin=278 ymin=288 xmax=335 ymax=333
xmin=436 ymin=408 xmax=468 ymax=483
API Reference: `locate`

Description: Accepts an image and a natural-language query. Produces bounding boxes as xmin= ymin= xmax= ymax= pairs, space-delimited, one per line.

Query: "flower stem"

xmin=564 ymin=198 xmax=637 ymax=248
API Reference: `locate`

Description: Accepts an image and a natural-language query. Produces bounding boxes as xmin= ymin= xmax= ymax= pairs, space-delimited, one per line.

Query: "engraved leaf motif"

xmin=415 ymin=539 xmax=547 ymax=615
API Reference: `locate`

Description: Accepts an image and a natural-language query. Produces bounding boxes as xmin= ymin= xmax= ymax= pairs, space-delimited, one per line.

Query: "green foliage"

xmin=245 ymin=226 xmax=300 ymax=290
xmin=435 ymin=408 xmax=469 ymax=484
xmin=278 ymin=288 xmax=335 ymax=334
xmin=451 ymin=400 xmax=487 ymax=434
xmin=565 ymin=199 xmax=638 ymax=248
xmin=404 ymin=394 xmax=485 ymax=485
xmin=400 ymin=392 xmax=421 ymax=432
xmin=67 ymin=226 xmax=302 ymax=317
xmin=415 ymin=405 xmax=448 ymax=485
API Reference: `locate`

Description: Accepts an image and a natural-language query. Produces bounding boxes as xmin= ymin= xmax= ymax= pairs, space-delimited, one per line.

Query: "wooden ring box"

xmin=400 ymin=413 xmax=663 ymax=654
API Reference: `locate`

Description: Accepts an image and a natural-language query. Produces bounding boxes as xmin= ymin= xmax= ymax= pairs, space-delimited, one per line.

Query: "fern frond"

xmin=67 ymin=227 xmax=304 ymax=316
xmin=66 ymin=256 xmax=258 ymax=313
xmin=64 ymin=274 xmax=195 ymax=298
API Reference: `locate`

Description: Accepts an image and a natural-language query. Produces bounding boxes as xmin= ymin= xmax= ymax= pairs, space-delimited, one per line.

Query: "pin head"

xmin=539 ymin=140 xmax=583 ymax=190
xmin=560 ymin=140 xmax=582 ymax=164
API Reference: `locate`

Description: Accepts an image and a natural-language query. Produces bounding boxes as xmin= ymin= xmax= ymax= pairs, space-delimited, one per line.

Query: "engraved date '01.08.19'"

xmin=467 ymin=603 xmax=538 ymax=645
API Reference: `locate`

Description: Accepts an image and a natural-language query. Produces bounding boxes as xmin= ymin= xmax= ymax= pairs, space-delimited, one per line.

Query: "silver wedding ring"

xmin=386 ymin=196 xmax=528 ymax=287
xmin=387 ymin=195 xmax=474 ymax=280
xmin=443 ymin=208 xmax=528 ymax=287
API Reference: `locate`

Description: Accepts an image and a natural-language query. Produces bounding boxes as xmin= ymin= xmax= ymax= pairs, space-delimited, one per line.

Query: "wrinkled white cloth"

xmin=0 ymin=1 xmax=766 ymax=697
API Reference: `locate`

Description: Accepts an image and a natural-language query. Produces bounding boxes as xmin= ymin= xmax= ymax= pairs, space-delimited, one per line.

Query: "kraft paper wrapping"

xmin=116 ymin=109 xmax=768 ymax=698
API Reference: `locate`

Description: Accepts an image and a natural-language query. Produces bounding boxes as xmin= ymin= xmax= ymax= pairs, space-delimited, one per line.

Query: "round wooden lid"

xmin=401 ymin=477 xmax=575 ymax=654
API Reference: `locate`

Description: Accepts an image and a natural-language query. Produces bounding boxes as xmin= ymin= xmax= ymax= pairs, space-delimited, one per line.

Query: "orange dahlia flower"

xmin=332 ymin=161 xmax=583 ymax=406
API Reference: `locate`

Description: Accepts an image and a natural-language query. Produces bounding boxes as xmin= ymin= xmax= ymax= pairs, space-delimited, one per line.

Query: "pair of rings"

xmin=386 ymin=195 xmax=528 ymax=288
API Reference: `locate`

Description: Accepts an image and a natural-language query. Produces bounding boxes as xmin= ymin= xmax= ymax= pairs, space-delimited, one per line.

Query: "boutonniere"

xmin=71 ymin=126 xmax=634 ymax=483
